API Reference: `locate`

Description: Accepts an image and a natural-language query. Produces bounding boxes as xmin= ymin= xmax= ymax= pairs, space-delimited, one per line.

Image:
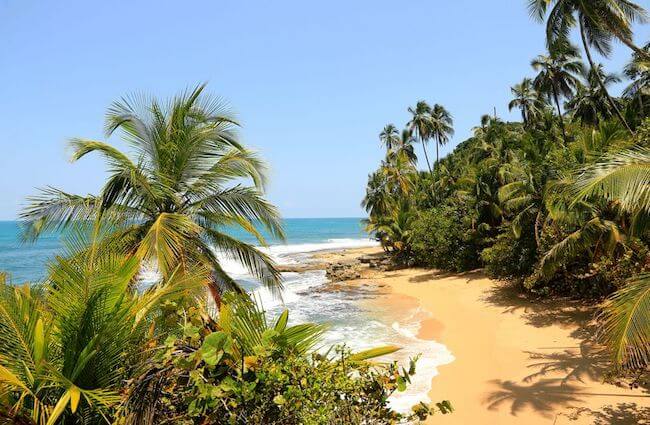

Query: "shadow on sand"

xmin=480 ymin=280 xmax=650 ymax=418
xmin=407 ymin=269 xmax=486 ymax=284
xmin=560 ymin=402 xmax=650 ymax=424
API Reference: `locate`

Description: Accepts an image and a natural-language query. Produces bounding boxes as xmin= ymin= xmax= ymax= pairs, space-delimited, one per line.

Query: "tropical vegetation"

xmin=0 ymin=86 xmax=451 ymax=424
xmin=363 ymin=1 xmax=650 ymax=372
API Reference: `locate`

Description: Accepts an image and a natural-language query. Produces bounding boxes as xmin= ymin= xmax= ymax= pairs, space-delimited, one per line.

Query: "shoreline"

xmin=309 ymin=246 xmax=650 ymax=424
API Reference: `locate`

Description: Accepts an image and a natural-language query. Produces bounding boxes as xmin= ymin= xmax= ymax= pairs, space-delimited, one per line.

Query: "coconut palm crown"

xmin=20 ymin=84 xmax=285 ymax=299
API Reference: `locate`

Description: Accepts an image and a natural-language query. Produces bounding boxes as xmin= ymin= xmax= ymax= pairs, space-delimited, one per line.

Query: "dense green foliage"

xmin=116 ymin=296 xmax=450 ymax=425
xmin=363 ymin=1 xmax=650 ymax=369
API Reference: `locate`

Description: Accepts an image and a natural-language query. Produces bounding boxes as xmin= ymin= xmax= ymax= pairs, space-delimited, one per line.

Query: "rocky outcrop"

xmin=325 ymin=260 xmax=362 ymax=282
xmin=276 ymin=262 xmax=327 ymax=273
xmin=358 ymin=254 xmax=394 ymax=270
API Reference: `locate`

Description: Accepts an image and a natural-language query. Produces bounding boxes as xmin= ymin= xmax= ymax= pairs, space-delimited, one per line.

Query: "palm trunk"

xmin=208 ymin=281 xmax=222 ymax=310
xmin=435 ymin=141 xmax=439 ymax=170
xmin=534 ymin=210 xmax=542 ymax=248
xmin=421 ymin=141 xmax=433 ymax=174
xmin=522 ymin=108 xmax=528 ymax=127
xmin=552 ymin=84 xmax=569 ymax=145
xmin=580 ymin=20 xmax=634 ymax=135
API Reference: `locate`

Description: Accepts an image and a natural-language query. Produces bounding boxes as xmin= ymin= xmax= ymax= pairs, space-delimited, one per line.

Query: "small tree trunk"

xmin=552 ymin=85 xmax=569 ymax=145
xmin=580 ymin=20 xmax=634 ymax=135
xmin=435 ymin=140 xmax=439 ymax=169
xmin=534 ymin=210 xmax=542 ymax=248
xmin=421 ymin=141 xmax=433 ymax=174
xmin=208 ymin=281 xmax=222 ymax=310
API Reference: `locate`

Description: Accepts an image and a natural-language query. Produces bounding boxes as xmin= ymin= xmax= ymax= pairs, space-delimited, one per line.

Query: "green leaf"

xmin=349 ymin=345 xmax=401 ymax=362
xmin=199 ymin=332 xmax=232 ymax=366
xmin=273 ymin=394 xmax=286 ymax=405
xmin=397 ymin=376 xmax=407 ymax=392
xmin=274 ymin=310 xmax=289 ymax=333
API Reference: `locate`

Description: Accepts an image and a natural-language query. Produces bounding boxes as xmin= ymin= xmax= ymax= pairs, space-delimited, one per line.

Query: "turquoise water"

xmin=0 ymin=218 xmax=368 ymax=282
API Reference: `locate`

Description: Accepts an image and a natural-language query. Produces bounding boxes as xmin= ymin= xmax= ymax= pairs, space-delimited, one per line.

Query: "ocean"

xmin=0 ymin=218 xmax=453 ymax=412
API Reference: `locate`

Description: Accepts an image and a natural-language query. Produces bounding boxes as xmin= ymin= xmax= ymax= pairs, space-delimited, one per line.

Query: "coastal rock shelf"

xmin=325 ymin=260 xmax=363 ymax=282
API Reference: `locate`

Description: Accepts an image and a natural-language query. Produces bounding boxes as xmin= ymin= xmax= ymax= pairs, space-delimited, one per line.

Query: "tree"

xmin=408 ymin=101 xmax=434 ymax=173
xmin=0 ymin=232 xmax=202 ymax=424
xmin=567 ymin=65 xmax=622 ymax=126
xmin=508 ymin=78 xmax=540 ymax=126
xmin=21 ymin=84 xmax=285 ymax=304
xmin=532 ymin=43 xmax=584 ymax=144
xmin=379 ymin=124 xmax=400 ymax=152
xmin=430 ymin=104 xmax=454 ymax=168
xmin=528 ymin=0 xmax=649 ymax=133
xmin=623 ymin=43 xmax=650 ymax=124
xmin=393 ymin=128 xmax=418 ymax=165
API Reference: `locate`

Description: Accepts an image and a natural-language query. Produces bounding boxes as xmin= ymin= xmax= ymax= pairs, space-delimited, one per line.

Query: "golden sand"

xmin=313 ymin=247 xmax=650 ymax=424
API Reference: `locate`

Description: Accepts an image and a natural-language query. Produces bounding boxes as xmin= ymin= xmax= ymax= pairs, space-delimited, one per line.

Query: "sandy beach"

xmin=313 ymin=247 xmax=650 ymax=424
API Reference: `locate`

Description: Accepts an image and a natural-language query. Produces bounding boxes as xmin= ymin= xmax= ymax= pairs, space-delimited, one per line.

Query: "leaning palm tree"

xmin=21 ymin=84 xmax=285 ymax=303
xmin=528 ymin=0 xmax=648 ymax=133
xmin=532 ymin=42 xmax=584 ymax=144
xmin=407 ymin=101 xmax=434 ymax=173
xmin=379 ymin=124 xmax=400 ymax=153
xmin=430 ymin=104 xmax=454 ymax=168
xmin=508 ymin=78 xmax=540 ymax=126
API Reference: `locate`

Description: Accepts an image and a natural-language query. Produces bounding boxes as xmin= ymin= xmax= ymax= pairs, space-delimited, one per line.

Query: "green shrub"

xmin=409 ymin=204 xmax=481 ymax=272
xmin=117 ymin=297 xmax=452 ymax=424
xmin=481 ymin=225 xmax=538 ymax=279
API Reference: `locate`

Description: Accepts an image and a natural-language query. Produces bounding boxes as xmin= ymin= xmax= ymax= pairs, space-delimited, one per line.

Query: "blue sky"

xmin=1 ymin=1 xmax=648 ymax=219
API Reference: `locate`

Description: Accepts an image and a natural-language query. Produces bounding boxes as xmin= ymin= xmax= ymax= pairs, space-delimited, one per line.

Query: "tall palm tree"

xmin=528 ymin=0 xmax=648 ymax=133
xmin=20 ymin=84 xmax=285 ymax=304
xmin=623 ymin=43 xmax=650 ymax=122
xmin=567 ymin=65 xmax=622 ymax=126
xmin=379 ymin=124 xmax=400 ymax=153
xmin=430 ymin=104 xmax=454 ymax=168
xmin=508 ymin=78 xmax=539 ymax=126
xmin=528 ymin=0 xmax=649 ymax=59
xmin=532 ymin=43 xmax=584 ymax=144
xmin=408 ymin=101 xmax=433 ymax=173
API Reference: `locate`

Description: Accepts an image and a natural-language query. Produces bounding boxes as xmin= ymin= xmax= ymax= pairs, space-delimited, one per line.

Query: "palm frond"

xmin=599 ymin=274 xmax=650 ymax=369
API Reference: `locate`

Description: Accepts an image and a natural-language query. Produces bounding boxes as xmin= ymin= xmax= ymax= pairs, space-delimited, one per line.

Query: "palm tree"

xmin=395 ymin=128 xmax=418 ymax=165
xmin=528 ymin=0 xmax=648 ymax=133
xmin=0 ymin=232 xmax=202 ymax=424
xmin=430 ymin=104 xmax=454 ymax=169
xmin=379 ymin=124 xmax=400 ymax=153
xmin=361 ymin=171 xmax=389 ymax=219
xmin=508 ymin=78 xmax=540 ymax=126
xmin=528 ymin=0 xmax=649 ymax=59
xmin=532 ymin=43 xmax=584 ymax=144
xmin=567 ymin=65 xmax=622 ymax=126
xmin=408 ymin=101 xmax=433 ymax=173
xmin=623 ymin=43 xmax=650 ymax=123
xmin=21 ymin=84 xmax=285 ymax=304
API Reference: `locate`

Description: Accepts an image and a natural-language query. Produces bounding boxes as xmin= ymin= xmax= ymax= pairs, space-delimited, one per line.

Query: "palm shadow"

xmin=523 ymin=342 xmax=609 ymax=385
xmin=408 ymin=269 xmax=486 ymax=283
xmin=481 ymin=281 xmax=598 ymax=334
xmin=484 ymin=379 xmax=584 ymax=417
xmin=563 ymin=403 xmax=650 ymax=424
